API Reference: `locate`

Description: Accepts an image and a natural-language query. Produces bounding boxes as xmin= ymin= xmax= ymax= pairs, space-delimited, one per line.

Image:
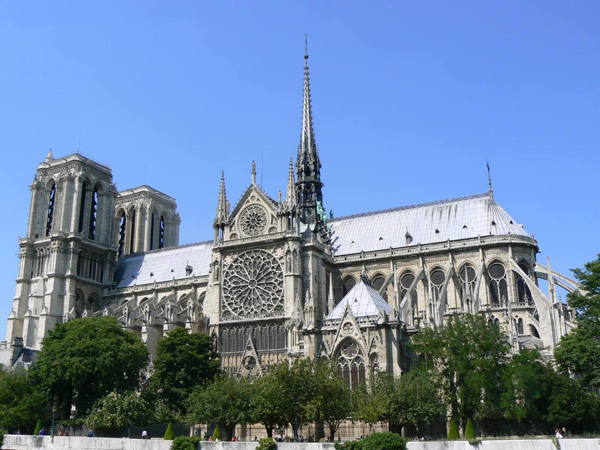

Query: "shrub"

xmin=212 ymin=424 xmax=221 ymax=440
xmin=465 ymin=418 xmax=475 ymax=440
xmin=0 ymin=429 xmax=5 ymax=446
xmin=164 ymin=422 xmax=175 ymax=440
xmin=257 ymin=437 xmax=277 ymax=450
xmin=33 ymin=419 xmax=42 ymax=435
xmin=448 ymin=419 xmax=459 ymax=440
xmin=335 ymin=432 xmax=407 ymax=450
xmin=171 ymin=436 xmax=201 ymax=450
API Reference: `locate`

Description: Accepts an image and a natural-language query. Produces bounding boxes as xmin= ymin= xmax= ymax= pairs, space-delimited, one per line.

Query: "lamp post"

xmin=51 ymin=404 xmax=57 ymax=437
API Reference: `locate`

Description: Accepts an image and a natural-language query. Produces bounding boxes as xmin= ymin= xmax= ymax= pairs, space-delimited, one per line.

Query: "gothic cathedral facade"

xmin=1 ymin=52 xmax=580 ymax=383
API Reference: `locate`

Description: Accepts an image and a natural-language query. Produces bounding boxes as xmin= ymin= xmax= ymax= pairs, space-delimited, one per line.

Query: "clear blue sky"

xmin=0 ymin=2 xmax=598 ymax=340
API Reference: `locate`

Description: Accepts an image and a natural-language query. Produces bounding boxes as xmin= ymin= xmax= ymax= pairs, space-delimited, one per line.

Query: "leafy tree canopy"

xmin=555 ymin=253 xmax=600 ymax=388
xmin=84 ymin=390 xmax=152 ymax=432
xmin=0 ymin=368 xmax=44 ymax=432
xmin=411 ymin=314 xmax=510 ymax=425
xmin=32 ymin=316 xmax=149 ymax=418
xmin=187 ymin=374 xmax=254 ymax=440
xmin=150 ymin=327 xmax=220 ymax=416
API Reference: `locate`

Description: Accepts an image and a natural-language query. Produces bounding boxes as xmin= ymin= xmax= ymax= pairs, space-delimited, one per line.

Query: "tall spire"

xmin=295 ymin=36 xmax=323 ymax=224
xmin=285 ymin=156 xmax=297 ymax=209
xmin=214 ymin=171 xmax=228 ymax=225
xmin=487 ymin=161 xmax=494 ymax=199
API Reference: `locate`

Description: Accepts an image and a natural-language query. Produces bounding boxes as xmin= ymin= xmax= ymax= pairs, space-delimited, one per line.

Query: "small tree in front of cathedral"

xmin=411 ymin=314 xmax=510 ymax=433
xmin=31 ymin=316 xmax=149 ymax=419
xmin=150 ymin=328 xmax=220 ymax=417
xmin=187 ymin=375 xmax=254 ymax=440
xmin=84 ymin=390 xmax=152 ymax=436
xmin=308 ymin=361 xmax=353 ymax=442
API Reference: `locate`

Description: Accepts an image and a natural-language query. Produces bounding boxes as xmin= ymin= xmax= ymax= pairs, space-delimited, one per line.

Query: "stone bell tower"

xmin=6 ymin=151 xmax=117 ymax=351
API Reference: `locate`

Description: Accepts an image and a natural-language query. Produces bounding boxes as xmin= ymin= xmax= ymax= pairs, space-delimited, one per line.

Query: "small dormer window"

xmin=185 ymin=265 xmax=193 ymax=276
xmin=405 ymin=232 xmax=412 ymax=245
xmin=462 ymin=225 xmax=467 ymax=229
xmin=435 ymin=229 xmax=440 ymax=234
xmin=491 ymin=220 xmax=496 ymax=226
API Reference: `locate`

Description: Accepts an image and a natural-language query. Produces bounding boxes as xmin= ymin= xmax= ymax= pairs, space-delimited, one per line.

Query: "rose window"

xmin=222 ymin=250 xmax=284 ymax=320
xmin=239 ymin=204 xmax=268 ymax=237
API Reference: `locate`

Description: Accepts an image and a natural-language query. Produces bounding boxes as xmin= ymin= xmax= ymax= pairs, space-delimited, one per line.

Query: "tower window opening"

xmin=46 ymin=183 xmax=56 ymax=236
xmin=150 ymin=213 xmax=155 ymax=250
xmin=78 ymin=183 xmax=87 ymax=233
xmin=159 ymin=215 xmax=165 ymax=248
xmin=88 ymin=187 xmax=98 ymax=240
xmin=118 ymin=213 xmax=126 ymax=257
xmin=129 ymin=211 xmax=136 ymax=254
xmin=488 ymin=262 xmax=508 ymax=306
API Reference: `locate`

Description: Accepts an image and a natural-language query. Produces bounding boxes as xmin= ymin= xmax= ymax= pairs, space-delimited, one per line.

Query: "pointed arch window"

xmin=337 ymin=340 xmax=366 ymax=390
xmin=371 ymin=275 xmax=387 ymax=301
xmin=458 ymin=264 xmax=477 ymax=307
xmin=46 ymin=183 xmax=56 ymax=236
xmin=430 ymin=269 xmax=446 ymax=302
xmin=78 ymin=181 xmax=88 ymax=233
xmin=342 ymin=276 xmax=356 ymax=296
xmin=488 ymin=262 xmax=508 ymax=306
xmin=150 ymin=213 xmax=155 ymax=250
xmin=516 ymin=261 xmax=533 ymax=304
xmin=88 ymin=187 xmax=98 ymax=240
xmin=159 ymin=215 xmax=165 ymax=249
xmin=118 ymin=212 xmax=126 ymax=257
xmin=129 ymin=211 xmax=136 ymax=254
xmin=400 ymin=272 xmax=419 ymax=313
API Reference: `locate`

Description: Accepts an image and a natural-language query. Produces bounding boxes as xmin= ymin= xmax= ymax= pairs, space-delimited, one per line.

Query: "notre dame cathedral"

xmin=0 ymin=50 xmax=581 ymax=384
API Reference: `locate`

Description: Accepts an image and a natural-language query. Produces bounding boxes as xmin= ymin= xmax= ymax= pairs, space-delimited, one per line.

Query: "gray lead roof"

xmin=329 ymin=193 xmax=531 ymax=256
xmin=114 ymin=193 xmax=531 ymax=289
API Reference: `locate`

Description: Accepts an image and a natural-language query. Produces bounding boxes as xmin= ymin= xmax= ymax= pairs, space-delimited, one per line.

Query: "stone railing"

xmin=3 ymin=436 xmax=598 ymax=450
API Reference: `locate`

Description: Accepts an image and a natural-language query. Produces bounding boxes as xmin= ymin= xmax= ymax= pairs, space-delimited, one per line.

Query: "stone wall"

xmin=3 ymin=436 xmax=600 ymax=450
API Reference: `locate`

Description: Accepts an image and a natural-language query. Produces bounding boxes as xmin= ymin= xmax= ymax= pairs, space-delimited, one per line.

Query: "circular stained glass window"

xmin=239 ymin=204 xmax=268 ymax=237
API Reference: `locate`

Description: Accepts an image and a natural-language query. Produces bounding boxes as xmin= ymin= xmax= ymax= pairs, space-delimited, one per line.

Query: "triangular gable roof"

xmin=229 ymin=183 xmax=278 ymax=220
xmin=325 ymin=280 xmax=392 ymax=322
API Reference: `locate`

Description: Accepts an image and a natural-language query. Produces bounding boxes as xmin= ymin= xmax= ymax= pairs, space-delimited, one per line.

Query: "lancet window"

xmin=88 ymin=187 xmax=98 ymax=240
xmin=219 ymin=323 xmax=287 ymax=354
xmin=336 ymin=339 xmax=366 ymax=390
xmin=430 ymin=269 xmax=446 ymax=303
xmin=488 ymin=262 xmax=508 ymax=306
xmin=129 ymin=211 xmax=136 ymax=254
xmin=342 ymin=276 xmax=356 ymax=296
xmin=78 ymin=181 xmax=88 ymax=233
xmin=400 ymin=271 xmax=419 ymax=315
xmin=159 ymin=215 xmax=165 ymax=249
xmin=458 ymin=264 xmax=477 ymax=308
xmin=515 ymin=261 xmax=533 ymax=304
xmin=46 ymin=183 xmax=56 ymax=236
xmin=371 ymin=275 xmax=387 ymax=301
xmin=118 ymin=212 xmax=126 ymax=257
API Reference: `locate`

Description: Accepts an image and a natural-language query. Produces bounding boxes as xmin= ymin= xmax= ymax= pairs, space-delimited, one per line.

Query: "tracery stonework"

xmin=221 ymin=250 xmax=284 ymax=320
xmin=238 ymin=204 xmax=268 ymax=237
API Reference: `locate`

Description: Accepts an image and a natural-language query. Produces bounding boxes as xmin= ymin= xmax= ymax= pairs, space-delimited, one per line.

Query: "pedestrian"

xmin=555 ymin=428 xmax=563 ymax=439
xmin=87 ymin=430 xmax=94 ymax=438
xmin=142 ymin=430 xmax=148 ymax=439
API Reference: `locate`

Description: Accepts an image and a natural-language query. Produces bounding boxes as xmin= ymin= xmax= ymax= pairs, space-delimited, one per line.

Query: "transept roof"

xmin=324 ymin=280 xmax=392 ymax=322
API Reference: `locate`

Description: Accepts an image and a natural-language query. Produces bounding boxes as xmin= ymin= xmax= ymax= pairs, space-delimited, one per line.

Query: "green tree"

xmin=31 ymin=316 xmax=149 ymax=418
xmin=84 ymin=390 xmax=152 ymax=435
xmin=252 ymin=371 xmax=289 ymax=437
xmin=150 ymin=328 xmax=220 ymax=416
xmin=411 ymin=314 xmax=510 ymax=431
xmin=447 ymin=419 xmax=459 ymax=440
xmin=164 ymin=422 xmax=174 ymax=440
xmin=352 ymin=372 xmax=395 ymax=425
xmin=0 ymin=369 xmax=44 ymax=432
xmin=308 ymin=361 xmax=353 ymax=441
xmin=268 ymin=359 xmax=318 ymax=440
xmin=555 ymin=254 xmax=600 ymax=388
xmin=187 ymin=375 xmax=254 ymax=440
xmin=388 ymin=369 xmax=445 ymax=435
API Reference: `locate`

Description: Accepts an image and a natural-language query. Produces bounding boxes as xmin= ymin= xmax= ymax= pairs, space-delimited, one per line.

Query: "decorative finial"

xmin=251 ymin=160 xmax=257 ymax=184
xmin=487 ymin=161 xmax=494 ymax=199
xmin=45 ymin=149 xmax=54 ymax=162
